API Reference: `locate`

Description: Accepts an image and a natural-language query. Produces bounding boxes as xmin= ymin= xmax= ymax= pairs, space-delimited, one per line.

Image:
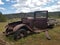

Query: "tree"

xmin=0 ymin=12 xmax=7 ymax=22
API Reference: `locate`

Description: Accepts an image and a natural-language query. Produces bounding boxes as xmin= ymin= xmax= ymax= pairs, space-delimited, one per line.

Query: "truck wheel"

xmin=5 ymin=28 xmax=13 ymax=37
xmin=19 ymin=29 xmax=28 ymax=37
xmin=13 ymin=29 xmax=27 ymax=40
xmin=13 ymin=31 xmax=22 ymax=40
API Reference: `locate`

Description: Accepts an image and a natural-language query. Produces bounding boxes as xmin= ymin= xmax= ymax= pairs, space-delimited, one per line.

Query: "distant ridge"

xmin=3 ymin=11 xmax=60 ymax=19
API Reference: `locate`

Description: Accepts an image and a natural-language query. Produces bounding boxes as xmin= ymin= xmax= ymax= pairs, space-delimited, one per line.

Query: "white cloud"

xmin=0 ymin=7 xmax=6 ymax=10
xmin=12 ymin=0 xmax=49 ymax=13
xmin=57 ymin=1 xmax=60 ymax=5
xmin=40 ymin=4 xmax=60 ymax=12
xmin=15 ymin=7 xmax=31 ymax=13
xmin=12 ymin=0 xmax=60 ymax=13
xmin=0 ymin=0 xmax=4 ymax=4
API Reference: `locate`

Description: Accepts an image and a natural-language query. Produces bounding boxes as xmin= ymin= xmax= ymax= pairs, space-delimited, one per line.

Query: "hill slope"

xmin=3 ymin=11 xmax=60 ymax=19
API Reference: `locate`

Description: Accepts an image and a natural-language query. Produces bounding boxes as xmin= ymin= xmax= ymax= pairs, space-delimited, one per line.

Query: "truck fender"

xmin=13 ymin=24 xmax=26 ymax=32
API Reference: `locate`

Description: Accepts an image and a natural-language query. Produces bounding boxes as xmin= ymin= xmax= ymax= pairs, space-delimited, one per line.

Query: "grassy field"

xmin=0 ymin=19 xmax=60 ymax=45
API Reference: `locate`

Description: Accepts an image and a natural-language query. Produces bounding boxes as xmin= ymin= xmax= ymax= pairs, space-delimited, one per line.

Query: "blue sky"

xmin=0 ymin=0 xmax=60 ymax=14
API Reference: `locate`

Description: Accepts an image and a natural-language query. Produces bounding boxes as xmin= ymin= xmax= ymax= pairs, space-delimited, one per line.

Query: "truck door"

xmin=34 ymin=11 xmax=48 ymax=29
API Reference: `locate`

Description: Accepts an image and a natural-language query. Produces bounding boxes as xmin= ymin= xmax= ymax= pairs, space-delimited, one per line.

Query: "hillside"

xmin=3 ymin=11 xmax=60 ymax=19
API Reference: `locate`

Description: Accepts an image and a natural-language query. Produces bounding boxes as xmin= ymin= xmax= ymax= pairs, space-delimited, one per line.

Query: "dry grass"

xmin=0 ymin=19 xmax=60 ymax=45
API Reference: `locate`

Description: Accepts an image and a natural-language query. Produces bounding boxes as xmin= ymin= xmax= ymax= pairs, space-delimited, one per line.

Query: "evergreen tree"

xmin=0 ymin=12 xmax=7 ymax=22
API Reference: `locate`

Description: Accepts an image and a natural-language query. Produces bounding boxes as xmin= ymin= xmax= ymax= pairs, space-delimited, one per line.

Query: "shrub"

xmin=0 ymin=12 xmax=7 ymax=22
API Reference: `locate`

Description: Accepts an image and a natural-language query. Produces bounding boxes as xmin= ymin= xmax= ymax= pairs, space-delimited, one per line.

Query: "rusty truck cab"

xmin=22 ymin=11 xmax=48 ymax=30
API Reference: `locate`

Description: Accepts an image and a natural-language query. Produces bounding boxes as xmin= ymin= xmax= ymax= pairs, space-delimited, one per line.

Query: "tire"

xmin=5 ymin=28 xmax=13 ymax=37
xmin=20 ymin=29 xmax=28 ymax=37
xmin=13 ymin=29 xmax=27 ymax=40
xmin=47 ymin=24 xmax=54 ymax=29
xmin=13 ymin=31 xmax=21 ymax=40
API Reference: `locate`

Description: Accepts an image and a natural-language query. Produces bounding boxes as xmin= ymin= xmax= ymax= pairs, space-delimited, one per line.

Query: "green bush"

xmin=0 ymin=12 xmax=7 ymax=22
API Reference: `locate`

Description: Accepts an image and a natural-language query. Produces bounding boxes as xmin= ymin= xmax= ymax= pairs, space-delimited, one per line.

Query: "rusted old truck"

xmin=3 ymin=11 xmax=54 ymax=40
